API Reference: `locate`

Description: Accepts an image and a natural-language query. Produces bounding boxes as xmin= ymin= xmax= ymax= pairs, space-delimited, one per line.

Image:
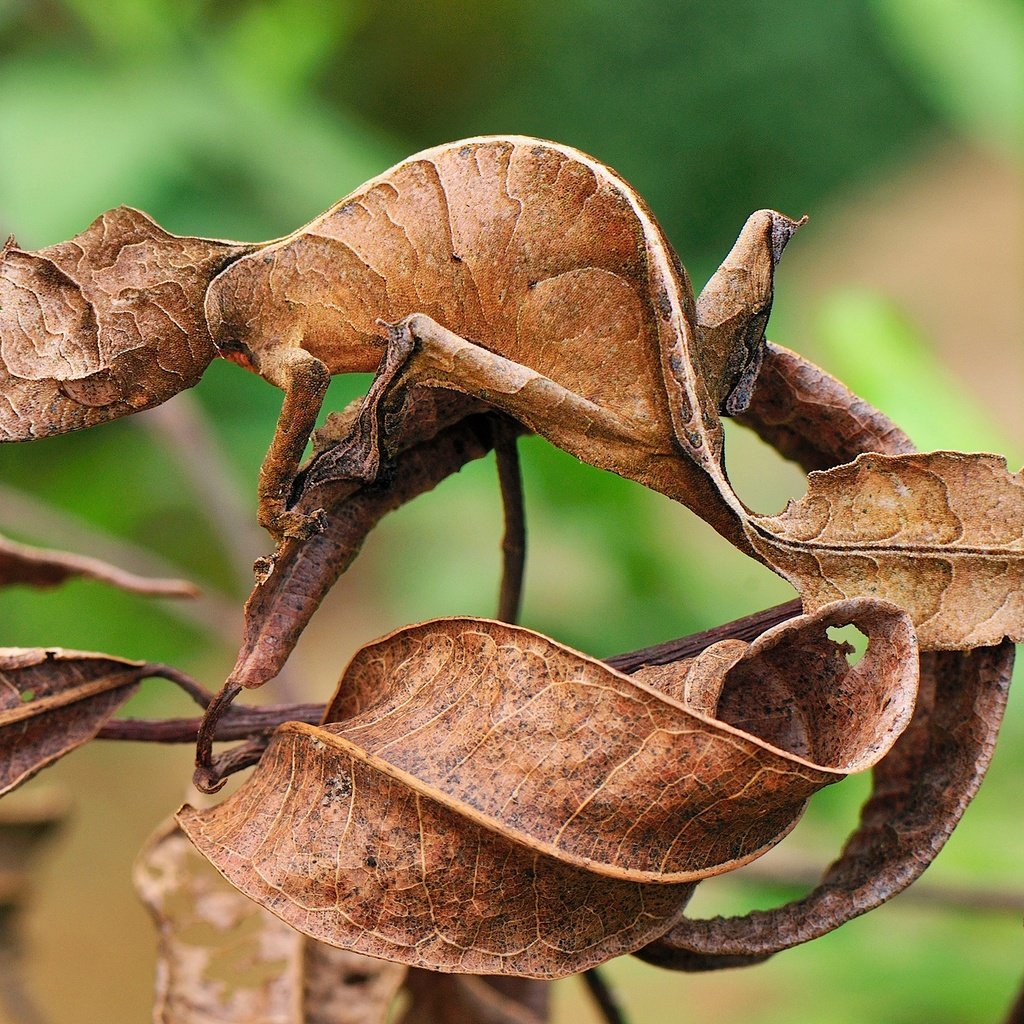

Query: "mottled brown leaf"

xmin=638 ymin=641 xmax=1013 ymax=970
xmin=135 ymin=820 xmax=406 ymax=1024
xmin=736 ymin=342 xmax=915 ymax=472
xmin=179 ymin=599 xmax=915 ymax=977
xmin=0 ymin=648 xmax=149 ymax=795
xmin=746 ymin=451 xmax=1024 ymax=649
xmin=0 ymin=530 xmax=197 ymax=597
xmin=229 ymin=399 xmax=499 ymax=690
xmin=637 ymin=344 xmax=1017 ymax=969
xmin=0 ymin=210 xmax=253 ymax=439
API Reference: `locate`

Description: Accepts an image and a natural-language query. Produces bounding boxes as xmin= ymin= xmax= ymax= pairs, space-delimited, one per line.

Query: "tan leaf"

xmin=135 ymin=820 xmax=406 ymax=1024
xmin=0 ymin=209 xmax=253 ymax=440
xmin=179 ymin=599 xmax=915 ymax=977
xmin=639 ymin=641 xmax=1013 ymax=969
xmin=0 ymin=530 xmax=197 ymax=597
xmin=746 ymin=451 xmax=1024 ymax=649
xmin=636 ymin=344 xmax=1017 ymax=968
xmin=0 ymin=648 xmax=148 ymax=795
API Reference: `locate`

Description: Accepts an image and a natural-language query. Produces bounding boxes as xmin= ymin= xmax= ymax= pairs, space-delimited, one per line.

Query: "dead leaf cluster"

xmin=0 ymin=136 xmax=1018 ymax=1021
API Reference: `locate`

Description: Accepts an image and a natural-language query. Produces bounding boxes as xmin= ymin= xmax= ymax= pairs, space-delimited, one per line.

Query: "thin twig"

xmin=96 ymin=600 xmax=810 ymax=751
xmin=606 ymin=598 xmax=803 ymax=672
xmin=96 ymin=702 xmax=323 ymax=743
xmin=494 ymin=419 xmax=526 ymax=624
xmin=141 ymin=663 xmax=216 ymax=709
xmin=582 ymin=968 xmax=627 ymax=1024
xmin=192 ymin=682 xmax=243 ymax=793
xmin=0 ymin=482 xmax=240 ymax=644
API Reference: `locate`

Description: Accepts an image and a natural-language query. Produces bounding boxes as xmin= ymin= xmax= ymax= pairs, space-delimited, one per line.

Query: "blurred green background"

xmin=0 ymin=0 xmax=1021 ymax=1021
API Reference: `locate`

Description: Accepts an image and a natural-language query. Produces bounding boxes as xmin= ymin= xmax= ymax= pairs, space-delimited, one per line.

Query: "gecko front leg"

xmin=256 ymin=345 xmax=331 ymax=541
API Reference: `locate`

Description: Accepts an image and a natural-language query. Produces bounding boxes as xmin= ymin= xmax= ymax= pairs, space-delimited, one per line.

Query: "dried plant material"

xmin=205 ymin=136 xmax=798 ymax=542
xmin=746 ymin=451 xmax=1024 ymax=649
xmin=229 ymin=399 xmax=498 ymax=691
xmin=0 ymin=648 xmax=148 ymax=795
xmin=0 ymin=210 xmax=253 ymax=440
xmin=638 ymin=640 xmax=1013 ymax=969
xmin=0 ymin=530 xmax=197 ymax=597
xmin=695 ymin=215 xmax=805 ymax=416
xmin=180 ymin=600 xmax=915 ymax=977
xmin=737 ymin=342 xmax=915 ymax=472
xmin=634 ymin=345 xmax=1017 ymax=971
xmin=397 ymin=970 xmax=546 ymax=1024
xmin=135 ymin=820 xmax=406 ymax=1024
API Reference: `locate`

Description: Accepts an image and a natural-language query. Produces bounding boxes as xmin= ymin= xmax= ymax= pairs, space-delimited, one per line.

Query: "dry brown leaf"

xmin=135 ymin=819 xmax=406 ymax=1024
xmin=179 ymin=599 xmax=915 ymax=977
xmin=0 ymin=530 xmax=197 ymax=597
xmin=736 ymin=341 xmax=915 ymax=471
xmin=0 ymin=648 xmax=149 ymax=795
xmin=228 ymin=398 xmax=498 ymax=691
xmin=746 ymin=451 xmax=1024 ymax=650
xmin=0 ymin=210 xmax=252 ymax=439
xmin=638 ymin=641 xmax=1013 ymax=969
xmin=636 ymin=344 xmax=1017 ymax=969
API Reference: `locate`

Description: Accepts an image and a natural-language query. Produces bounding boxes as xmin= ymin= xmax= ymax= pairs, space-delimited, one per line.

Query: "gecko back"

xmin=205 ymin=137 xmax=713 ymax=452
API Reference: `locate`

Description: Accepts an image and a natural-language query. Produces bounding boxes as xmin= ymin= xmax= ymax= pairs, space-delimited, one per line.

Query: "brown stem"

xmin=494 ymin=418 xmax=526 ymax=624
xmin=96 ymin=598 xmax=807 ymax=752
xmin=606 ymin=598 xmax=803 ymax=673
xmin=582 ymin=968 xmax=627 ymax=1024
xmin=96 ymin=702 xmax=323 ymax=743
xmin=141 ymin=663 xmax=216 ymax=709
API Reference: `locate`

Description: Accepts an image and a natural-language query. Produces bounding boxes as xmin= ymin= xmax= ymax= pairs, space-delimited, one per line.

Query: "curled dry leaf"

xmin=229 ymin=399 xmax=499 ymax=691
xmin=746 ymin=451 xmax=1024 ymax=650
xmin=639 ymin=344 xmax=1017 ymax=969
xmin=638 ymin=641 xmax=1013 ymax=970
xmin=736 ymin=342 xmax=915 ymax=472
xmin=179 ymin=599 xmax=916 ymax=977
xmin=0 ymin=648 xmax=149 ymax=795
xmin=135 ymin=819 xmax=406 ymax=1024
xmin=0 ymin=530 xmax=197 ymax=597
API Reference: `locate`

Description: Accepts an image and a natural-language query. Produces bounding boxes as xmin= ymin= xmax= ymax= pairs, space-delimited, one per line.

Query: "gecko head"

xmin=0 ymin=207 xmax=254 ymax=441
xmin=694 ymin=209 xmax=807 ymax=416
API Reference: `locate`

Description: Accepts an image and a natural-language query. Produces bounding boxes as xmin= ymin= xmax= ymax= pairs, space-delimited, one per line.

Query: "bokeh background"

xmin=0 ymin=0 xmax=1021 ymax=1020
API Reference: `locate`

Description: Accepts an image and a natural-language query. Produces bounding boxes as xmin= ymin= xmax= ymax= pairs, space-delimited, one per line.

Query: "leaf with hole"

xmin=180 ymin=598 xmax=916 ymax=977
